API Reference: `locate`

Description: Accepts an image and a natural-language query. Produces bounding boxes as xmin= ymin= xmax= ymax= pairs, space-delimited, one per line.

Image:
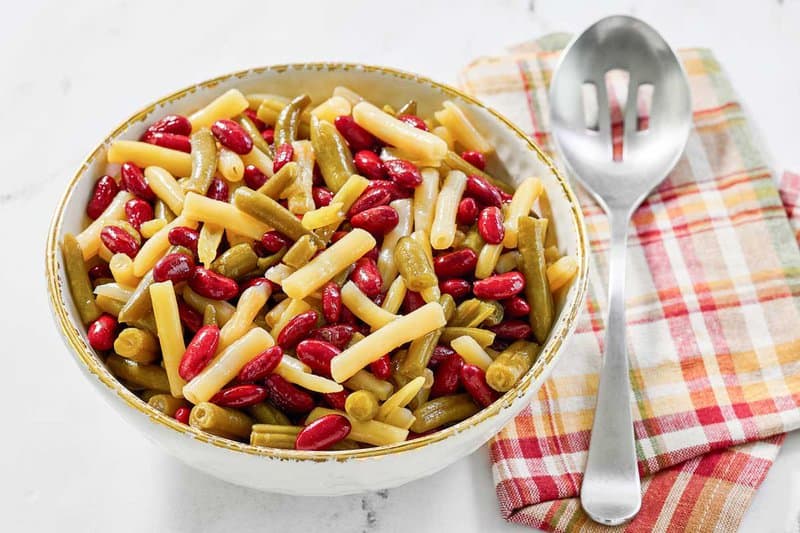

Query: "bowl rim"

xmin=45 ymin=61 xmax=589 ymax=462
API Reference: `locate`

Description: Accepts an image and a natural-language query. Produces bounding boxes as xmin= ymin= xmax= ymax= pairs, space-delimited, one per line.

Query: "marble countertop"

xmin=4 ymin=0 xmax=800 ymax=531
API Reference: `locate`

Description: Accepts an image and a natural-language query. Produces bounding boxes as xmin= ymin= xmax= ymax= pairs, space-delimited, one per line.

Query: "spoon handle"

xmin=580 ymin=209 xmax=641 ymax=525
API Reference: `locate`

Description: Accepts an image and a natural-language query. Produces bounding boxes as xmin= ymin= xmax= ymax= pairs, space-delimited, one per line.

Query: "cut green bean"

xmin=274 ymin=94 xmax=311 ymax=147
xmin=246 ymin=403 xmax=292 ymax=425
xmin=148 ymin=394 xmax=189 ymax=416
xmin=183 ymin=128 xmax=217 ymax=195
xmin=233 ymin=187 xmax=320 ymax=245
xmin=106 ymin=354 xmax=170 ymax=392
xmin=410 ymin=394 xmax=479 ymax=433
xmin=485 ymin=340 xmax=539 ymax=392
xmin=236 ymin=114 xmax=272 ymax=155
xmin=61 ymin=233 xmax=101 ymax=324
xmin=310 ymin=115 xmax=356 ymax=192
xmin=345 ymin=390 xmax=379 ymax=422
xmin=443 ymin=151 xmax=512 ymax=193
xmin=518 ymin=216 xmax=554 ymax=343
xmin=449 ymin=299 xmax=495 ymax=328
xmin=257 ymin=161 xmax=298 ymax=199
xmin=190 ymin=402 xmax=253 ymax=440
xmin=394 ymin=236 xmax=437 ymax=291
xmin=440 ymin=327 xmax=495 ymax=347
xmin=117 ymin=269 xmax=155 ymax=324
xmin=202 ymin=304 xmax=217 ymax=326
xmin=482 ymin=300 xmax=505 ymax=327
xmin=211 ymin=243 xmax=259 ymax=279
xmin=282 ymin=235 xmax=318 ymax=269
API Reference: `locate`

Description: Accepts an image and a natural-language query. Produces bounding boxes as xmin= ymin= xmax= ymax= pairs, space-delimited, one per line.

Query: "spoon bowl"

xmin=549 ymin=15 xmax=692 ymax=525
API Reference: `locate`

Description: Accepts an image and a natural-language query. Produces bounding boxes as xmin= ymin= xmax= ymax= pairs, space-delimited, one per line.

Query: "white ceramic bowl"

xmin=46 ymin=63 xmax=588 ymax=496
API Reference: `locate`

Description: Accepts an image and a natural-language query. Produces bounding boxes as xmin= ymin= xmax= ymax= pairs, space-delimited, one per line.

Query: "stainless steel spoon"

xmin=548 ymin=15 xmax=692 ymax=525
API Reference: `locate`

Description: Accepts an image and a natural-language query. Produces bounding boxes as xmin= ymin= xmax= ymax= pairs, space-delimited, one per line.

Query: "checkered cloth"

xmin=459 ymin=35 xmax=800 ymax=532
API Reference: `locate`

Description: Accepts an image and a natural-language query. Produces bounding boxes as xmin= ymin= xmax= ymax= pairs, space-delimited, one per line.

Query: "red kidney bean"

xmin=312 ymin=186 xmax=334 ymax=208
xmin=206 ymin=177 xmax=230 ymax=202
xmin=211 ymin=119 xmax=253 ymax=155
xmin=87 ymin=175 xmax=119 ymax=219
xmin=189 ymin=267 xmax=239 ymax=300
xmin=339 ymin=306 xmax=358 ymax=326
xmin=146 ymin=114 xmax=191 ymax=136
xmin=264 ymin=374 xmax=316 ymax=415
xmin=260 ymin=231 xmax=291 ymax=253
xmin=372 ymin=292 xmax=384 ymax=306
xmin=364 ymin=246 xmax=379 ymax=262
xmin=502 ymin=296 xmax=531 ymax=318
xmin=177 ymin=300 xmax=204 ymax=333
xmin=295 ymin=414 xmax=352 ymax=451
xmin=174 ymin=406 xmax=191 ymax=424
xmin=261 ymin=128 xmax=275 ymax=145
xmin=490 ymin=320 xmax=532 ymax=340
xmin=433 ymin=248 xmax=478 ymax=278
xmin=369 ymin=354 xmax=392 ymax=381
xmin=460 ymin=150 xmax=486 ymax=171
xmin=168 ymin=226 xmax=199 ymax=254
xmin=473 ymin=272 xmax=526 ymax=300
xmin=365 ymin=179 xmax=412 ymax=200
xmin=124 ymin=198 xmax=154 ymax=231
xmin=100 ymin=225 xmax=140 ymax=258
xmin=277 ymin=310 xmax=319 ymax=349
xmin=142 ymin=131 xmax=191 ymax=153
xmin=210 ymin=384 xmax=268 ymax=408
xmin=430 ymin=352 xmax=464 ymax=398
xmin=465 ymin=175 xmax=502 ymax=208
xmin=243 ymin=164 xmax=268 ymax=189
xmin=244 ymin=108 xmax=267 ymax=131
xmin=429 ymin=345 xmax=456 ymax=368
xmin=322 ymin=390 xmax=350 ymax=411
xmin=237 ymin=346 xmax=283 ymax=383
xmin=335 ymin=115 xmax=377 ymax=151
xmin=456 ymin=197 xmax=479 ymax=226
xmin=273 ymin=143 xmax=294 ymax=173
xmin=321 ymin=282 xmax=342 ymax=324
xmin=499 ymin=189 xmax=513 ymax=202
xmin=309 ymin=325 xmax=356 ymax=349
xmin=87 ymin=314 xmax=117 ymax=351
xmin=348 ymin=187 xmax=392 ymax=217
xmin=296 ymin=339 xmax=340 ymax=377
xmin=178 ymin=324 xmax=220 ymax=380
xmin=330 ymin=230 xmax=348 ymax=243
xmin=384 ymin=159 xmax=423 ymax=188
xmin=478 ymin=206 xmax=505 ymax=244
xmin=153 ymin=252 xmax=195 ymax=283
xmin=88 ymin=263 xmax=112 ymax=280
xmin=396 ymin=114 xmax=428 ymax=131
xmin=239 ymin=277 xmax=276 ymax=295
xmin=353 ymin=149 xmax=386 ymax=180
xmin=439 ymin=278 xmax=471 ymax=299
xmin=350 ymin=257 xmax=382 ymax=298
xmin=120 ymin=162 xmax=155 ymax=201
xmin=460 ymin=364 xmax=499 ymax=407
xmin=402 ymin=290 xmax=425 ymax=314
xmin=350 ymin=205 xmax=399 ymax=235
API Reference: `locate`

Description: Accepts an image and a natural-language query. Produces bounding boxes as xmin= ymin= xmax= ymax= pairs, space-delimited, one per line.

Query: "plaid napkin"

xmin=459 ymin=35 xmax=800 ymax=532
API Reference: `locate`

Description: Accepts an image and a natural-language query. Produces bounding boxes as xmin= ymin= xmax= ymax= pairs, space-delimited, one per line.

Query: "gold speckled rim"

xmin=45 ymin=62 xmax=589 ymax=461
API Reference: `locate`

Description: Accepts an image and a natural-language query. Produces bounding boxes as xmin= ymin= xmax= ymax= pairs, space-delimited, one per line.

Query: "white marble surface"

xmin=4 ymin=0 xmax=800 ymax=531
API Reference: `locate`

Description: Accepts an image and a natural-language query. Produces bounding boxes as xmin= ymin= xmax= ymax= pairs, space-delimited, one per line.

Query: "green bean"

xmin=95 ymin=295 xmax=157 ymax=334
xmin=310 ymin=115 xmax=356 ymax=192
xmin=344 ymin=370 xmax=393 ymax=400
xmin=394 ymin=236 xmax=437 ymax=291
xmin=202 ymin=304 xmax=217 ymax=326
xmin=330 ymin=438 xmax=360 ymax=450
xmin=486 ymin=340 xmax=539 ymax=392
xmin=255 ymin=247 xmax=287 ymax=273
xmin=518 ymin=216 xmax=554 ymax=343
xmin=246 ymin=403 xmax=291 ymax=426
xmin=400 ymin=328 xmax=442 ymax=378
xmin=440 ymin=327 xmax=495 ymax=347
xmin=274 ymin=94 xmax=311 ymax=147
xmin=183 ymin=128 xmax=217 ymax=195
xmin=250 ymin=432 xmax=296 ymax=448
xmin=410 ymin=394 xmax=480 ymax=433
xmin=113 ymin=327 xmax=159 ymax=364
xmin=443 ymin=151 xmax=513 ymax=194
xmin=154 ymin=199 xmax=176 ymax=222
xmin=396 ymin=100 xmax=417 ymax=116
xmin=140 ymin=389 xmax=162 ymax=402
xmin=148 ymin=394 xmax=189 ymax=416
xmin=117 ymin=270 xmax=155 ymax=324
xmin=233 ymin=187 xmax=320 ymax=245
xmin=449 ymin=299 xmax=495 ymax=328
xmin=211 ymin=243 xmax=259 ymax=279
xmin=257 ymin=161 xmax=298 ymax=199
xmin=482 ymin=300 xmax=505 ymax=327
xmin=182 ymin=287 xmax=235 ymax=326
xmin=439 ymin=293 xmax=456 ymax=322
xmin=190 ymin=402 xmax=253 ymax=440
xmin=61 ymin=233 xmax=101 ymax=324
xmin=282 ymin=235 xmax=318 ymax=269
xmin=460 ymin=228 xmax=485 ymax=254
xmin=92 ymin=277 xmax=115 ymax=288
xmin=106 ymin=354 xmax=170 ymax=392
xmin=345 ymin=390 xmax=379 ymax=422
xmin=236 ymin=115 xmax=272 ymax=155
xmin=251 ymin=424 xmax=302 ymax=435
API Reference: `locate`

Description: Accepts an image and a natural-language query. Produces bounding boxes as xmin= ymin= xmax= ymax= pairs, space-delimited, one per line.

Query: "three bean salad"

xmin=62 ymin=86 xmax=578 ymax=451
